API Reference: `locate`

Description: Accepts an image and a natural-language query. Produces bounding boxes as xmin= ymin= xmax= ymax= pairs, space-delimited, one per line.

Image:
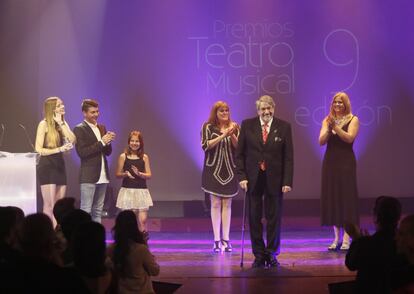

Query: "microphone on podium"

xmin=19 ymin=123 xmax=36 ymax=152
xmin=0 ymin=123 xmax=5 ymax=149
xmin=0 ymin=124 xmax=6 ymax=157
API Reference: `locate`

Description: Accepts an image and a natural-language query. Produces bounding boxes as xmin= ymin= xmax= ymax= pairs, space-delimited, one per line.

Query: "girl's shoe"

xmin=221 ymin=240 xmax=232 ymax=252
xmin=328 ymin=241 xmax=339 ymax=251
xmin=213 ymin=241 xmax=221 ymax=253
xmin=340 ymin=241 xmax=350 ymax=250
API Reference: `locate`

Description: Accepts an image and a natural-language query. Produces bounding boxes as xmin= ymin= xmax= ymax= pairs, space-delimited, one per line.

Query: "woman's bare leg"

xmin=138 ymin=210 xmax=148 ymax=232
xmin=210 ymin=195 xmax=222 ymax=242
xmin=221 ymin=197 xmax=232 ymax=241
xmin=40 ymin=184 xmax=57 ymax=227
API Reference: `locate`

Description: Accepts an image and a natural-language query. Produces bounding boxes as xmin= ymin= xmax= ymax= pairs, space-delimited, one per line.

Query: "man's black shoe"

xmin=266 ymin=255 xmax=280 ymax=268
xmin=252 ymin=258 xmax=266 ymax=268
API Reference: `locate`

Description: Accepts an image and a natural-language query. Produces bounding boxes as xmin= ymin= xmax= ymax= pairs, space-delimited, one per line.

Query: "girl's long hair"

xmin=44 ymin=97 xmax=63 ymax=148
xmin=124 ymin=130 xmax=144 ymax=158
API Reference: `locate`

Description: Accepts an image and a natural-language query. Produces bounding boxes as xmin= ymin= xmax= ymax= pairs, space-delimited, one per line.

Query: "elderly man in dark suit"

xmin=73 ymin=99 xmax=115 ymax=223
xmin=236 ymin=95 xmax=294 ymax=268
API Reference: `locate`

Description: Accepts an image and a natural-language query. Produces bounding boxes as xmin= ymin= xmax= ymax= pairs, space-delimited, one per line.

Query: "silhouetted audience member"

xmin=53 ymin=197 xmax=76 ymax=226
xmin=53 ymin=197 xmax=77 ymax=262
xmin=72 ymin=221 xmax=112 ymax=294
xmin=108 ymin=210 xmax=159 ymax=294
xmin=345 ymin=196 xmax=402 ymax=294
xmin=0 ymin=206 xmax=25 ymax=292
xmin=60 ymin=208 xmax=92 ymax=266
xmin=0 ymin=206 xmax=24 ymax=251
xmin=20 ymin=213 xmax=88 ymax=293
xmin=391 ymin=214 xmax=414 ymax=293
xmin=8 ymin=206 xmax=25 ymax=244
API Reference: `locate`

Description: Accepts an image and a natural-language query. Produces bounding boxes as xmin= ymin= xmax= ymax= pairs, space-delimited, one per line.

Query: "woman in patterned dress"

xmin=201 ymin=101 xmax=239 ymax=252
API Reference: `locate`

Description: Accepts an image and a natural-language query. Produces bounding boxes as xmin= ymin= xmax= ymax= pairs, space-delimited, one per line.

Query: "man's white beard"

xmin=262 ymin=113 xmax=273 ymax=123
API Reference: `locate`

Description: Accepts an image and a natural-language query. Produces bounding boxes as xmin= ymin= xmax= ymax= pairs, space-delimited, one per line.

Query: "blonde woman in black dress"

xmin=35 ymin=97 xmax=75 ymax=227
xmin=201 ymin=101 xmax=239 ymax=252
xmin=319 ymin=92 xmax=360 ymax=250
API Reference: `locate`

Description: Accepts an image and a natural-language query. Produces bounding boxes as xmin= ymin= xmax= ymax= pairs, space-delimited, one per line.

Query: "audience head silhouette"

xmin=53 ymin=197 xmax=76 ymax=225
xmin=112 ymin=210 xmax=145 ymax=275
xmin=60 ymin=209 xmax=91 ymax=242
xmin=72 ymin=221 xmax=107 ymax=277
xmin=0 ymin=206 xmax=24 ymax=244
xmin=373 ymin=196 xmax=402 ymax=230
xmin=20 ymin=213 xmax=55 ymax=260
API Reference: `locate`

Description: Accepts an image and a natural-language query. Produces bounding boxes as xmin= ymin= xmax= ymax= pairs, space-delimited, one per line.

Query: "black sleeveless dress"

xmin=116 ymin=155 xmax=153 ymax=210
xmin=37 ymin=126 xmax=66 ymax=185
xmin=321 ymin=117 xmax=359 ymax=226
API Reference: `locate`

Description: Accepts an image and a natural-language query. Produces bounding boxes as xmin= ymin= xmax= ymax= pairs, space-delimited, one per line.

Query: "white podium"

xmin=0 ymin=151 xmax=38 ymax=215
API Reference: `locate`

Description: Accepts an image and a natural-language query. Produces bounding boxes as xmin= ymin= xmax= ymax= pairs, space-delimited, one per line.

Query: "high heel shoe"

xmin=328 ymin=241 xmax=339 ymax=251
xmin=340 ymin=241 xmax=350 ymax=250
xmin=213 ymin=241 xmax=221 ymax=253
xmin=221 ymin=240 xmax=232 ymax=252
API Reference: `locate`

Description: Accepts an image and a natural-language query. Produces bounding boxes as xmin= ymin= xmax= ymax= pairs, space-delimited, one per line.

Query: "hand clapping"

xmin=225 ymin=123 xmax=237 ymax=136
xmin=131 ymin=165 xmax=141 ymax=178
xmin=344 ymin=222 xmax=369 ymax=240
xmin=125 ymin=170 xmax=135 ymax=179
xmin=326 ymin=116 xmax=334 ymax=129
xmin=102 ymin=131 xmax=116 ymax=144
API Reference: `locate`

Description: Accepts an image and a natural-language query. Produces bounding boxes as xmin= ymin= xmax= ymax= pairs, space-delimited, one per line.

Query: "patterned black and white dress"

xmin=201 ymin=123 xmax=239 ymax=197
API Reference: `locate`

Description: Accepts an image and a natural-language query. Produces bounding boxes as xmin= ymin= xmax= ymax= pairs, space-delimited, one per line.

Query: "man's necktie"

xmin=262 ymin=123 xmax=268 ymax=143
xmin=260 ymin=123 xmax=268 ymax=171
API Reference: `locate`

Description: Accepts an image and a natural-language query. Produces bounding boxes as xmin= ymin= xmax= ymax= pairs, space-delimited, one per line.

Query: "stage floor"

xmin=103 ymin=217 xmax=363 ymax=293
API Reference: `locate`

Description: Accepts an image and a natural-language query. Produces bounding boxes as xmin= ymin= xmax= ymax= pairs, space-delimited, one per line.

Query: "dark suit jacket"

xmin=73 ymin=121 xmax=112 ymax=184
xmin=235 ymin=116 xmax=293 ymax=194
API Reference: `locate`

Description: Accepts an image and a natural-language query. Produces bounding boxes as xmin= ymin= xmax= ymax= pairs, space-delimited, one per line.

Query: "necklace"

xmin=334 ymin=116 xmax=346 ymax=125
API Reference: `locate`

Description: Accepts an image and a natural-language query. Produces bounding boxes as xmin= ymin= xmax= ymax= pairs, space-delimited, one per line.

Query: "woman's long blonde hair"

xmin=329 ymin=92 xmax=353 ymax=122
xmin=44 ymin=97 xmax=63 ymax=148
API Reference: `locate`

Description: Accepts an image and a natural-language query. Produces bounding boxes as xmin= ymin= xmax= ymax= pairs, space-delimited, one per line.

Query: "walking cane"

xmin=240 ymin=188 xmax=248 ymax=268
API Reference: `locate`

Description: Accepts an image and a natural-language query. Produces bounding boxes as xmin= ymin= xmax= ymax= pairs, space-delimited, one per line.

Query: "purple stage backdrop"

xmin=0 ymin=0 xmax=413 ymax=201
